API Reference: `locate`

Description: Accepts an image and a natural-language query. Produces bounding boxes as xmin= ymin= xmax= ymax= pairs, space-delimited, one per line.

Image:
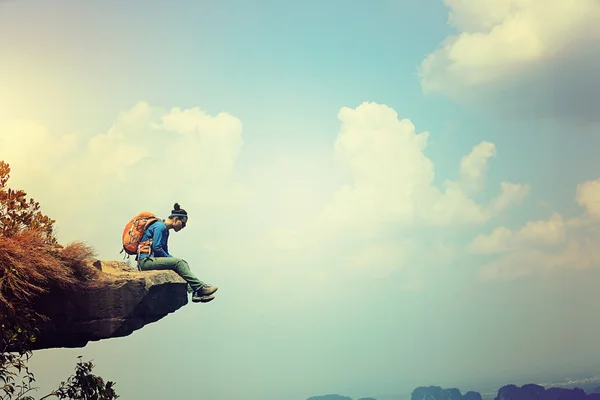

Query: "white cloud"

xmin=477 ymin=233 xmax=600 ymax=281
xmin=472 ymin=180 xmax=600 ymax=281
xmin=0 ymin=119 xmax=78 ymax=176
xmin=477 ymin=249 xmax=559 ymax=281
xmin=272 ymin=101 xmax=529 ymax=289
xmin=458 ymin=141 xmax=496 ymax=193
xmin=468 ymin=226 xmax=513 ymax=254
xmin=419 ymin=0 xmax=600 ymax=122
xmin=576 ymin=179 xmax=600 ymax=219
xmin=325 ymin=102 xmax=434 ymax=226
xmin=159 ymin=106 xmax=244 ymax=184
xmin=77 ymin=101 xmax=243 ymax=192
xmin=187 ymin=101 xmax=528 ymax=291
xmin=468 ymin=212 xmax=565 ymax=254
xmin=515 ymin=212 xmax=566 ymax=245
xmin=490 ymin=182 xmax=530 ymax=213
xmin=0 ymin=100 xmax=531 ymax=291
xmin=320 ymin=102 xmax=528 ymax=233
xmin=0 ymin=101 xmax=244 ymax=253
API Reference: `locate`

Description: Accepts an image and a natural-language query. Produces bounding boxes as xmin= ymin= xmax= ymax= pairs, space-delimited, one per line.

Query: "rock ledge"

xmin=29 ymin=259 xmax=188 ymax=350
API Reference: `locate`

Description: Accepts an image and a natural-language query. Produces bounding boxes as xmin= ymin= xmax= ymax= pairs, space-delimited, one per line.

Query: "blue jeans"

xmin=138 ymin=256 xmax=205 ymax=293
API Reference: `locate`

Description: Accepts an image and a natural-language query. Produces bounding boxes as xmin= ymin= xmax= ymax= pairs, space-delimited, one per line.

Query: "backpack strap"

xmin=135 ymin=219 xmax=161 ymax=267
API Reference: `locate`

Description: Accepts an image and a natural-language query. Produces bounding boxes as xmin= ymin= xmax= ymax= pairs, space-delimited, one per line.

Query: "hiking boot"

xmin=197 ymin=284 xmax=218 ymax=296
xmin=192 ymin=294 xmax=215 ymax=303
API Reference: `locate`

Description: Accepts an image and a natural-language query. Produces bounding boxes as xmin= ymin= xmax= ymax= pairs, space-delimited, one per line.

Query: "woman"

xmin=137 ymin=203 xmax=218 ymax=303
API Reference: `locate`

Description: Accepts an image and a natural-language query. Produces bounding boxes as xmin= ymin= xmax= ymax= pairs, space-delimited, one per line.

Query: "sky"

xmin=1 ymin=0 xmax=600 ymax=399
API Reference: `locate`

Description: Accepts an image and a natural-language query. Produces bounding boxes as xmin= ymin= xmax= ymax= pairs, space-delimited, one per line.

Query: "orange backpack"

xmin=121 ymin=211 xmax=160 ymax=256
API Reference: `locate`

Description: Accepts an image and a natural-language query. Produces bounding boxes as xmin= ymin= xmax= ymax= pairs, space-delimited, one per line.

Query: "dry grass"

xmin=58 ymin=240 xmax=102 ymax=282
xmin=0 ymin=229 xmax=100 ymax=321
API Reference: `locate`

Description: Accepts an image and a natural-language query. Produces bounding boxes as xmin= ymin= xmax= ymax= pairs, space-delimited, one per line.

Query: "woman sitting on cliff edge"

xmin=136 ymin=203 xmax=218 ymax=303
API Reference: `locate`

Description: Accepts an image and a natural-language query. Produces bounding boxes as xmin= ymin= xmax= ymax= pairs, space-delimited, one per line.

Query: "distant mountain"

xmin=305 ymin=395 xmax=377 ymax=400
xmin=410 ymin=383 xmax=600 ymax=400
xmin=305 ymin=379 xmax=600 ymax=400
xmin=412 ymin=386 xmax=464 ymax=400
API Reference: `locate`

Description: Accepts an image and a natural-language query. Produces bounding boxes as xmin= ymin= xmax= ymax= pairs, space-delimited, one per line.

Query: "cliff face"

xmin=25 ymin=260 xmax=188 ymax=351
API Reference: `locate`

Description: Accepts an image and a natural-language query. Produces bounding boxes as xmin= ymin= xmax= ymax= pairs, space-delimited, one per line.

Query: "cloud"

xmin=472 ymin=180 xmax=600 ymax=281
xmin=0 ymin=101 xmax=244 ymax=253
xmin=468 ymin=212 xmax=565 ymax=254
xmin=458 ymin=141 xmax=496 ymax=193
xmin=0 ymin=119 xmax=77 ymax=170
xmin=0 ymin=100 xmax=531 ymax=292
xmin=476 ymin=232 xmax=600 ymax=281
xmin=271 ymin=102 xmax=530 ymax=290
xmin=419 ymin=0 xmax=600 ymax=123
xmin=320 ymin=102 xmax=528 ymax=233
xmin=80 ymin=101 xmax=243 ymax=192
xmin=173 ymin=101 xmax=528 ymax=292
xmin=576 ymin=179 xmax=600 ymax=219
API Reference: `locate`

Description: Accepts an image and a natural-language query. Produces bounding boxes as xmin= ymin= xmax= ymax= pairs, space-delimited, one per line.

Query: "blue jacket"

xmin=137 ymin=220 xmax=172 ymax=260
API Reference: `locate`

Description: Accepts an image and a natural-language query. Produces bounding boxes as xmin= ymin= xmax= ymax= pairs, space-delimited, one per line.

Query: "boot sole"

xmin=193 ymin=295 xmax=215 ymax=303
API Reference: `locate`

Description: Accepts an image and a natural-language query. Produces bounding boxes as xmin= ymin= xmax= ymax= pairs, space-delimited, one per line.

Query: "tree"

xmin=42 ymin=358 xmax=119 ymax=400
xmin=0 ymin=161 xmax=119 ymax=400
xmin=0 ymin=161 xmax=56 ymax=244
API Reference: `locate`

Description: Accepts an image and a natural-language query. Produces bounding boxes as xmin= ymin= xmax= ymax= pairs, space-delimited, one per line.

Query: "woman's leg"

xmin=138 ymin=256 xmax=205 ymax=293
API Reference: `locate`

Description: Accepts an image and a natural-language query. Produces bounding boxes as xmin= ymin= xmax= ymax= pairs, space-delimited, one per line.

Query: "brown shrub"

xmin=59 ymin=240 xmax=102 ymax=282
xmin=0 ymin=229 xmax=99 ymax=320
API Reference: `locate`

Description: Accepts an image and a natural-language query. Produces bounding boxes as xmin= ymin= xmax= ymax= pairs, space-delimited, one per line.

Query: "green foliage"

xmin=1 ymin=318 xmax=40 ymax=400
xmin=47 ymin=358 xmax=119 ymax=400
xmin=0 ymin=161 xmax=56 ymax=244
xmin=0 ymin=160 xmax=119 ymax=400
xmin=0 ymin=350 xmax=119 ymax=400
